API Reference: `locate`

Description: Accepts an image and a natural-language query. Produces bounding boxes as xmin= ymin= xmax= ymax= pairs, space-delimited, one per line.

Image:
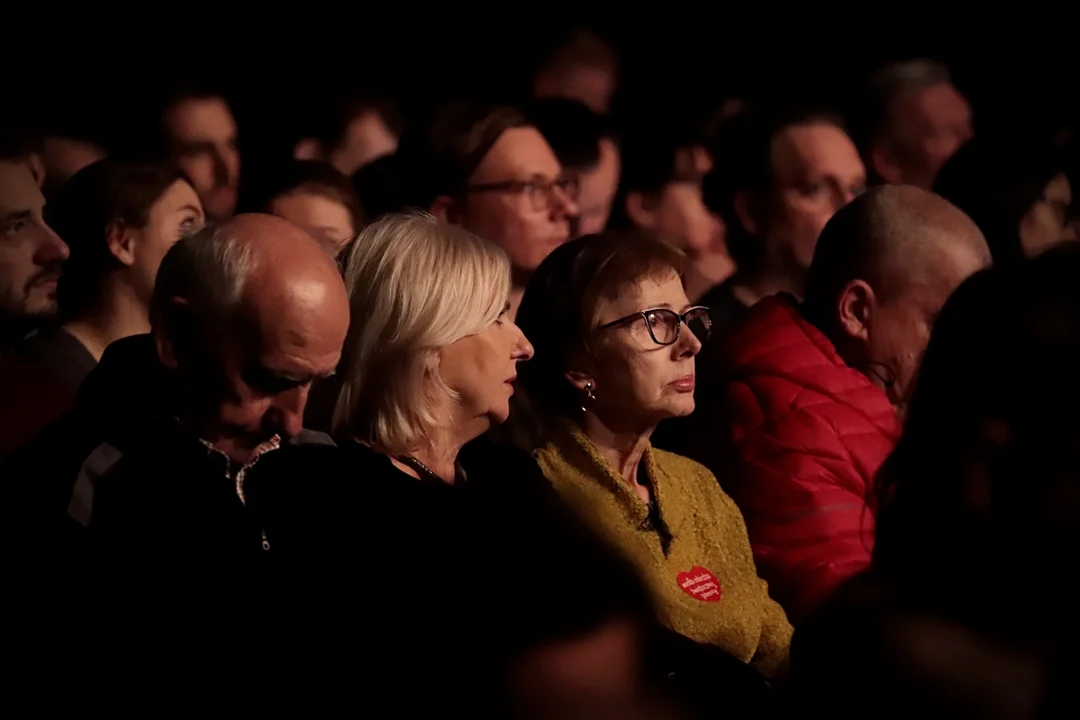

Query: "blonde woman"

xmin=245 ymin=212 xmax=670 ymax=713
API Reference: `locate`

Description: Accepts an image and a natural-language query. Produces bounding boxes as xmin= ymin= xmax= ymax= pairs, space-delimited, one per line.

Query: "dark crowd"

xmin=3 ymin=25 xmax=1080 ymax=718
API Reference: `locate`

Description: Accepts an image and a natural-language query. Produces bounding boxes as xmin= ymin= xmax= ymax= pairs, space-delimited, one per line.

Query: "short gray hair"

xmin=150 ymin=223 xmax=255 ymax=330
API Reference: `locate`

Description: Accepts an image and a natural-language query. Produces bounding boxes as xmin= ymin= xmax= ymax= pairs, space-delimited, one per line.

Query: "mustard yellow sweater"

xmin=535 ymin=423 xmax=792 ymax=677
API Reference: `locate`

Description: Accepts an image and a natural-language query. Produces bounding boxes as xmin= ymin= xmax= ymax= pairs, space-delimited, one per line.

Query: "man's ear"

xmin=154 ymin=297 xmax=194 ymax=370
xmin=105 ymin=220 xmax=138 ymax=267
xmin=869 ymin=142 xmax=903 ymax=185
xmin=293 ymin=137 xmax=325 ymax=162
xmin=836 ymin=279 xmax=875 ymax=343
xmin=732 ymin=189 xmax=761 ymax=236
xmin=429 ymin=195 xmax=462 ymax=224
xmin=564 ymin=369 xmax=596 ymax=394
xmin=624 ymin=191 xmax=658 ymax=230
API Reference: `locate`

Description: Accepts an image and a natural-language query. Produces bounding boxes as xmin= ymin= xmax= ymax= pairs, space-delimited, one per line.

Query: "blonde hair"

xmin=333 ymin=211 xmax=512 ymax=454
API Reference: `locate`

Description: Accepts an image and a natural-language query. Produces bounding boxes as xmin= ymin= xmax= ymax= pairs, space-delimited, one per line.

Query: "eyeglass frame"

xmin=466 ymin=175 xmax=579 ymax=212
xmin=596 ymin=306 xmax=712 ymax=347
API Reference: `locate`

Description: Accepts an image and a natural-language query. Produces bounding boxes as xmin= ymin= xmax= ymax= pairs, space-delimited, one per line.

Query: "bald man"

xmin=675 ymin=185 xmax=989 ymax=624
xmin=5 ymin=215 xmax=349 ymax=571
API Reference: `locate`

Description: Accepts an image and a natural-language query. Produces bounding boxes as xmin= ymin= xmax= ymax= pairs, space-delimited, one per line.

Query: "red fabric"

xmin=718 ymin=295 xmax=899 ymax=623
xmin=0 ymin=354 xmax=75 ymax=458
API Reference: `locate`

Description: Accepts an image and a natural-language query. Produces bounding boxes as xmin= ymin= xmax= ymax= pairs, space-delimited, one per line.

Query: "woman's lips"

xmin=669 ymin=375 xmax=695 ymax=392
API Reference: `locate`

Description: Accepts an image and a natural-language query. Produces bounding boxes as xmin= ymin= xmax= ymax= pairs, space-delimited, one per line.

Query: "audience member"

xmin=1 ymin=158 xmax=204 ymax=457
xmin=150 ymin=85 xmax=241 ymax=222
xmin=526 ymin=98 xmax=621 ymax=236
xmin=515 ymin=230 xmax=792 ymax=678
xmin=863 ymin=59 xmax=973 ymax=189
xmin=699 ymin=104 xmax=865 ymax=340
xmin=292 ymin=88 xmax=401 ymax=176
xmin=239 ymin=159 xmax=362 ymax=256
xmin=676 ymin=186 xmax=990 ymax=624
xmin=791 ymin=243 xmax=1080 ymax=718
xmin=935 ymin=135 xmax=1077 ymax=265
xmin=405 ymin=103 xmax=577 ymax=316
xmin=0 ymin=131 xmax=69 ymax=352
xmin=531 ymin=26 xmax=619 ymax=115
xmin=608 ymin=119 xmax=728 ymax=302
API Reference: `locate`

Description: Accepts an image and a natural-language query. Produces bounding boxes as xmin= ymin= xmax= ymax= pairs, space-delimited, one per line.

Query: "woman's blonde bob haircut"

xmin=333 ymin=211 xmax=512 ymax=454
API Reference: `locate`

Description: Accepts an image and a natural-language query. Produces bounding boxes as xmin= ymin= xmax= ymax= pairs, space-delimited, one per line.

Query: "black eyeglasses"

xmin=597 ymin=306 xmax=712 ymax=346
xmin=467 ymin=176 xmax=579 ymax=212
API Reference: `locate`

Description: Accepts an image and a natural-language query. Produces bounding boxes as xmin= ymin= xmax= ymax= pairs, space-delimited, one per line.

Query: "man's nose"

xmin=272 ymin=386 xmax=310 ymax=439
xmin=38 ymin=225 xmax=70 ymax=264
xmin=553 ymin=184 xmax=579 ymax=219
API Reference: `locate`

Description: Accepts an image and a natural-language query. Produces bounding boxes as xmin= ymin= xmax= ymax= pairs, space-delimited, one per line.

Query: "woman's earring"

xmin=581 ymin=382 xmax=596 ymax=414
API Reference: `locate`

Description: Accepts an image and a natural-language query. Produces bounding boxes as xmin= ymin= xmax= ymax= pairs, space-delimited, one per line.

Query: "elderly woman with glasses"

xmin=514 ymin=230 xmax=793 ymax=678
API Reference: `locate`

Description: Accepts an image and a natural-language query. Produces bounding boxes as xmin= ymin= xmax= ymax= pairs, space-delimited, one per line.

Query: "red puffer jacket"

xmin=716 ymin=295 xmax=899 ymax=623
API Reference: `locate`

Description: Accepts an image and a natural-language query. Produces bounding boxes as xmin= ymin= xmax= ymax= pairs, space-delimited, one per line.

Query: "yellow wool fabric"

xmin=535 ymin=422 xmax=792 ymax=677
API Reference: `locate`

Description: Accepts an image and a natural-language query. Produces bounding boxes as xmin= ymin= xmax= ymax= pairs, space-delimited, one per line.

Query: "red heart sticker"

xmin=676 ymin=566 xmax=722 ymax=602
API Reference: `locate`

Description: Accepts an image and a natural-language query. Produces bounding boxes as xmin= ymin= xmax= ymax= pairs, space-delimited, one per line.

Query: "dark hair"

xmin=238 ymin=159 xmax=363 ymax=230
xmin=515 ymin=231 xmax=685 ymax=439
xmin=295 ymin=88 xmax=402 ymax=152
xmin=605 ymin=115 xmax=704 ymax=232
xmin=351 ymin=152 xmax=408 ymax=221
xmin=46 ymin=158 xmax=191 ymax=318
xmin=874 ymin=243 xmax=1080 ymax=599
xmin=0 ymin=124 xmax=37 ymax=163
xmin=399 ymin=103 xmax=531 ymax=209
xmin=117 ymin=82 xmax=230 ymax=161
xmin=934 ymin=135 xmax=1067 ymax=266
xmin=523 ymin=98 xmax=614 ymax=172
xmin=705 ymin=101 xmax=848 ymax=269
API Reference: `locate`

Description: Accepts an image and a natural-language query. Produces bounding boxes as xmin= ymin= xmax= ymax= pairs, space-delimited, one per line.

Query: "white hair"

xmin=150 ymin=223 xmax=255 ymax=329
xmin=333 ymin=211 xmax=512 ymax=454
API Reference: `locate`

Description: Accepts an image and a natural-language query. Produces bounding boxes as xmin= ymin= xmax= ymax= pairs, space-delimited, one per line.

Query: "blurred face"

xmin=177 ymin=278 xmax=349 ymax=466
xmin=130 ymin=181 xmax=204 ymax=303
xmin=884 ymin=83 xmax=973 ymax=189
xmin=506 ymin=618 xmax=678 ymax=720
xmin=461 ymin=127 xmax=578 ymax=280
xmin=164 ymin=97 xmax=241 ymax=221
xmin=269 ymin=191 xmax=355 ymax=256
xmin=438 ymin=302 xmax=535 ymax=432
xmin=764 ymin=122 xmax=866 ymax=272
xmin=328 ymin=111 xmax=398 ymax=176
xmin=576 ymin=138 xmax=621 ymax=236
xmin=584 ymin=272 xmax=707 ymax=430
xmin=0 ymin=160 xmax=70 ymax=320
xmin=861 ymin=243 xmax=990 ymax=409
xmin=1020 ymin=173 xmax=1077 ymax=258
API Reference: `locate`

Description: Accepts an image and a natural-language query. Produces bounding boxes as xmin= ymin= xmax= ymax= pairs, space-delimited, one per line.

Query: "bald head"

xmin=153 ymin=213 xmax=349 ymax=464
xmin=804 ymin=185 xmax=990 ymax=408
xmin=806 ymin=185 xmax=989 ymax=323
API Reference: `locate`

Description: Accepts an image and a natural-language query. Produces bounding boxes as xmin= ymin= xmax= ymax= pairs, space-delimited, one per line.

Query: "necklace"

xmin=399 ymin=455 xmax=466 ymax=486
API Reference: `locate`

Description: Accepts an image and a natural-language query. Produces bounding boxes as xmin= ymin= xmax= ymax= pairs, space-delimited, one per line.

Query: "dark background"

xmin=8 ymin=17 xmax=1077 ymax=152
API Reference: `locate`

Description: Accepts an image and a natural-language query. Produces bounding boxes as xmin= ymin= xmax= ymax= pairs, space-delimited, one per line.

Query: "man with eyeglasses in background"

xmin=403 ymin=103 xmax=579 ymax=318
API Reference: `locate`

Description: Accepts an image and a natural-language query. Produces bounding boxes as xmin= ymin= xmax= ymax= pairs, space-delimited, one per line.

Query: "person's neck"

xmin=580 ymin=412 xmax=652 ymax=487
xmin=62 ymin=284 xmax=150 ymax=362
xmin=401 ymin=419 xmax=484 ymax=485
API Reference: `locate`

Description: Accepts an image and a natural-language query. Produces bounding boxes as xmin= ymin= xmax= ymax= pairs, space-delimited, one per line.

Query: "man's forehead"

xmin=771 ymin=123 xmax=862 ymax=180
xmin=166 ymin=97 xmax=237 ymax=139
xmin=471 ymin=126 xmax=562 ymax=182
xmin=0 ymin=160 xmax=45 ymax=214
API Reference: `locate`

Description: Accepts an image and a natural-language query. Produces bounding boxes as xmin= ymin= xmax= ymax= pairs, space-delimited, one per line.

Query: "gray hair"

xmin=150 ymin=223 xmax=256 ymax=330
